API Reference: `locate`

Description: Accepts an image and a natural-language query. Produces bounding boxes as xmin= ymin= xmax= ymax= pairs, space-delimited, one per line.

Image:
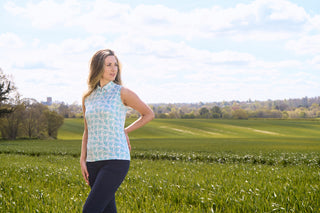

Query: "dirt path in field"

xmin=159 ymin=125 xmax=222 ymax=136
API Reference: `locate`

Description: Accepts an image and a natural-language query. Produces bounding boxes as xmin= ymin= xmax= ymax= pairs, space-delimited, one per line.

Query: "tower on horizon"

xmin=41 ymin=97 xmax=52 ymax=106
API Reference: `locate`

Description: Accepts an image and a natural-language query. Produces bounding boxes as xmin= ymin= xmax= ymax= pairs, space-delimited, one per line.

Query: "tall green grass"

xmin=1 ymin=154 xmax=319 ymax=212
xmin=1 ymin=118 xmax=320 ymax=212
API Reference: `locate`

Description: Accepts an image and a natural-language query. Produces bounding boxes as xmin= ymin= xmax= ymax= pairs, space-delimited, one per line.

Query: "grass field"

xmin=0 ymin=118 xmax=320 ymax=212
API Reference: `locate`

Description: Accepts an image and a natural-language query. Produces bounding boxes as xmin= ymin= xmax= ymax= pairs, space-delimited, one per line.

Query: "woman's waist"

xmin=87 ymin=124 xmax=125 ymax=132
xmin=87 ymin=131 xmax=126 ymax=140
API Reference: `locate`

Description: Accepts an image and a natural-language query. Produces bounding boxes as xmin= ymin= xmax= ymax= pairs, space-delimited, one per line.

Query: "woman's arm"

xmin=80 ymin=98 xmax=89 ymax=185
xmin=121 ymin=87 xmax=154 ymax=134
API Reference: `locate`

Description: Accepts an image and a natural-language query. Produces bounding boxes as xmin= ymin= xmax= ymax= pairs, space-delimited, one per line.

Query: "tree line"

xmin=1 ymin=68 xmax=319 ymax=140
xmin=42 ymin=96 xmax=320 ymax=120
xmin=0 ymin=69 xmax=64 ymax=140
xmin=127 ymin=97 xmax=320 ymax=119
xmin=10 ymin=95 xmax=319 ymax=121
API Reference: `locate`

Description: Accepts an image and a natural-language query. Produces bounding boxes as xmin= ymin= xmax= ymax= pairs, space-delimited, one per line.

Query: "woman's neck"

xmin=100 ymin=80 xmax=111 ymax=88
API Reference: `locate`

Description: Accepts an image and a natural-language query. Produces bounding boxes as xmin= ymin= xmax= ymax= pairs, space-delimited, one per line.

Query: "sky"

xmin=0 ymin=0 xmax=320 ymax=104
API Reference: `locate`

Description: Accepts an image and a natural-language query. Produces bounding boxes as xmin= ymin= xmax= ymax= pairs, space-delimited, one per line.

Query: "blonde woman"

xmin=80 ymin=49 xmax=154 ymax=212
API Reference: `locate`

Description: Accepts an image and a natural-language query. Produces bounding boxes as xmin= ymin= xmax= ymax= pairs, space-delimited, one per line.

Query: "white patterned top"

xmin=84 ymin=81 xmax=130 ymax=162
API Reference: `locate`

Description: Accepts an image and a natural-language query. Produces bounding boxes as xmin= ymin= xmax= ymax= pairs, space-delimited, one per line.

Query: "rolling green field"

xmin=1 ymin=118 xmax=320 ymax=212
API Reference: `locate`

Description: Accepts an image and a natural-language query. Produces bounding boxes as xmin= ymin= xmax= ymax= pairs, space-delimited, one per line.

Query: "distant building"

xmin=41 ymin=97 xmax=52 ymax=106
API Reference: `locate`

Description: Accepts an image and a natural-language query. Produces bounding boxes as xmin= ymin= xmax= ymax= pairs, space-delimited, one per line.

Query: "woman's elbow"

xmin=141 ymin=108 xmax=155 ymax=122
xmin=150 ymin=111 xmax=155 ymax=120
xmin=146 ymin=110 xmax=155 ymax=121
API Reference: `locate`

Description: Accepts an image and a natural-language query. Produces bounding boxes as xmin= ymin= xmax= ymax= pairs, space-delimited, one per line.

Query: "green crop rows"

xmin=0 ymin=118 xmax=320 ymax=212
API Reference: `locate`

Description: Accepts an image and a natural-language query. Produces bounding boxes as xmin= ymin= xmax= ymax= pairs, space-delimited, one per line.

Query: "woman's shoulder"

xmin=120 ymin=86 xmax=137 ymax=106
xmin=120 ymin=86 xmax=135 ymax=96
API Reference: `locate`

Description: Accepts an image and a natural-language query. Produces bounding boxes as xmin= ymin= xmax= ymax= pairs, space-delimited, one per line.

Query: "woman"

xmin=80 ymin=49 xmax=154 ymax=212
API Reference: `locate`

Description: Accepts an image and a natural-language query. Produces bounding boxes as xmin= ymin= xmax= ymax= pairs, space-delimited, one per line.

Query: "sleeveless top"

xmin=84 ymin=81 xmax=130 ymax=162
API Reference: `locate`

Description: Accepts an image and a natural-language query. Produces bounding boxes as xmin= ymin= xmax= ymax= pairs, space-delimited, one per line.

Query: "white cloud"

xmin=5 ymin=0 xmax=315 ymax=41
xmin=252 ymin=60 xmax=302 ymax=69
xmin=286 ymin=35 xmax=320 ymax=55
xmin=265 ymin=0 xmax=308 ymax=21
xmin=0 ymin=35 xmax=102 ymax=102
xmin=104 ymin=35 xmax=318 ymax=103
xmin=4 ymin=32 xmax=314 ymax=103
xmin=71 ymin=0 xmax=131 ymax=34
xmin=308 ymin=15 xmax=320 ymax=31
xmin=0 ymin=32 xmax=24 ymax=48
xmin=4 ymin=0 xmax=80 ymax=28
xmin=182 ymin=0 xmax=310 ymax=41
xmin=2 ymin=0 xmax=320 ymax=103
xmin=310 ymin=55 xmax=320 ymax=68
xmin=107 ymin=36 xmax=264 ymax=88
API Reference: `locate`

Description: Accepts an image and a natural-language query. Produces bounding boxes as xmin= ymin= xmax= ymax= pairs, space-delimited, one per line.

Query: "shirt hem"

xmin=86 ymin=157 xmax=131 ymax=162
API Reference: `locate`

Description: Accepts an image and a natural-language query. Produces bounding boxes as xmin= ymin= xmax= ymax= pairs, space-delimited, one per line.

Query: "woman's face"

xmin=101 ymin=56 xmax=118 ymax=82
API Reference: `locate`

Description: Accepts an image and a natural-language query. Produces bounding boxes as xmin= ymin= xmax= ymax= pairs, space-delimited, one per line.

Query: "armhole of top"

xmin=82 ymin=97 xmax=86 ymax=116
xmin=120 ymin=86 xmax=128 ymax=108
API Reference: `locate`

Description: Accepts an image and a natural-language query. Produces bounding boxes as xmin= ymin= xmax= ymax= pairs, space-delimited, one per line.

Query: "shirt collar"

xmin=97 ymin=81 xmax=114 ymax=92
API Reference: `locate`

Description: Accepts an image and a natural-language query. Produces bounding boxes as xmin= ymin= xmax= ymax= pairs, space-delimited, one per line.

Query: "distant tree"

xmin=178 ymin=108 xmax=184 ymax=118
xmin=270 ymin=110 xmax=282 ymax=118
xmin=58 ymin=102 xmax=70 ymax=118
xmin=199 ymin=107 xmax=210 ymax=118
xmin=267 ymin=100 xmax=273 ymax=110
xmin=232 ymin=109 xmax=248 ymax=119
xmin=211 ymin=106 xmax=222 ymax=118
xmin=275 ymin=103 xmax=289 ymax=111
xmin=168 ymin=107 xmax=180 ymax=118
xmin=125 ymin=96 xmax=320 ymax=119
xmin=22 ymin=98 xmax=48 ymax=138
xmin=156 ymin=105 xmax=166 ymax=114
xmin=158 ymin=113 xmax=169 ymax=118
xmin=299 ymin=111 xmax=307 ymax=118
xmin=0 ymin=99 xmax=25 ymax=140
xmin=231 ymin=103 xmax=240 ymax=111
xmin=302 ymin=96 xmax=308 ymax=107
xmin=221 ymin=106 xmax=232 ymax=119
xmin=309 ymin=103 xmax=320 ymax=117
xmin=69 ymin=102 xmax=83 ymax=118
xmin=44 ymin=110 xmax=64 ymax=139
xmin=182 ymin=111 xmax=195 ymax=119
xmin=281 ymin=111 xmax=289 ymax=119
xmin=250 ymin=101 xmax=261 ymax=111
xmin=310 ymin=103 xmax=319 ymax=110
xmin=0 ymin=68 xmax=16 ymax=117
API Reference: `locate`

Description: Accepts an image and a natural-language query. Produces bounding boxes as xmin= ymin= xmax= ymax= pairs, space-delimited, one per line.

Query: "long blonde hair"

xmin=83 ymin=49 xmax=122 ymax=101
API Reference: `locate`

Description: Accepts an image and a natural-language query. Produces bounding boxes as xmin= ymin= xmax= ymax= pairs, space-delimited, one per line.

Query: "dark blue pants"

xmin=83 ymin=160 xmax=130 ymax=213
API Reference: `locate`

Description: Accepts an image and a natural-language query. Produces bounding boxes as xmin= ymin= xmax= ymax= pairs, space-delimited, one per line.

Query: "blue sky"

xmin=0 ymin=0 xmax=319 ymax=104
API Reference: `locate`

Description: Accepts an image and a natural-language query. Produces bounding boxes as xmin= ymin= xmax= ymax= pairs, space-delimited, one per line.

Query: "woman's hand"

xmin=80 ymin=159 xmax=89 ymax=186
xmin=125 ymin=130 xmax=131 ymax=152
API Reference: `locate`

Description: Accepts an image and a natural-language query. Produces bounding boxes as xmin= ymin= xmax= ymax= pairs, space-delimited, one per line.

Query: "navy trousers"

xmin=83 ymin=160 xmax=130 ymax=213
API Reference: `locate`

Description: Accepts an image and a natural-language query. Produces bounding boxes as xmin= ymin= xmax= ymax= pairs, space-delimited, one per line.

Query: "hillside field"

xmin=0 ymin=118 xmax=320 ymax=212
